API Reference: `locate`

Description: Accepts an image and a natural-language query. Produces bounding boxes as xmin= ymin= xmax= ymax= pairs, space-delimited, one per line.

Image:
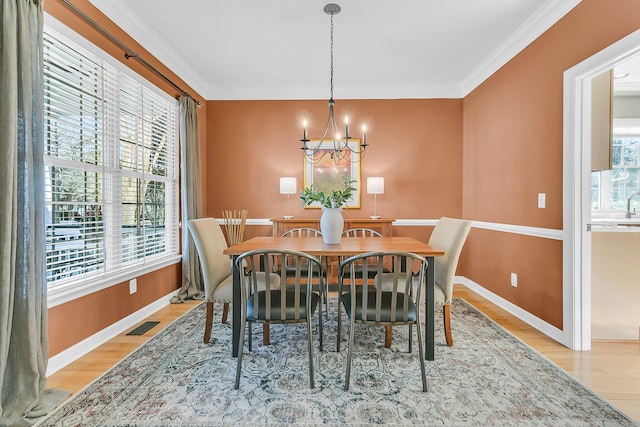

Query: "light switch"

xmin=538 ymin=193 xmax=546 ymax=209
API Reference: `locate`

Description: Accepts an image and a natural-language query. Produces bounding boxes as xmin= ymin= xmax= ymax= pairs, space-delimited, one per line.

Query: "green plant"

xmin=300 ymin=176 xmax=357 ymax=209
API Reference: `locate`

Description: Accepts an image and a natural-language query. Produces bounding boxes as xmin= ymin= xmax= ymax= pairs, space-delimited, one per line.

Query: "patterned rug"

xmin=38 ymin=299 xmax=638 ymax=427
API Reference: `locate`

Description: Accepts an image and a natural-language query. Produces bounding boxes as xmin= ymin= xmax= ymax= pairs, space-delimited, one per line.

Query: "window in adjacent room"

xmin=43 ymin=24 xmax=180 ymax=303
xmin=591 ymin=119 xmax=640 ymax=211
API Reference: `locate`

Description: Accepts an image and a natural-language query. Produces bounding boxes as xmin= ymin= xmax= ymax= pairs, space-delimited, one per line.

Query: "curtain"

xmin=0 ymin=1 xmax=69 ymax=425
xmin=171 ymin=96 xmax=204 ymax=303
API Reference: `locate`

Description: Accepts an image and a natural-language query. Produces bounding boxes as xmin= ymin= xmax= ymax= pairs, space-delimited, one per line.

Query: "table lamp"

xmin=367 ymin=177 xmax=384 ymax=219
xmin=280 ymin=177 xmax=297 ymax=219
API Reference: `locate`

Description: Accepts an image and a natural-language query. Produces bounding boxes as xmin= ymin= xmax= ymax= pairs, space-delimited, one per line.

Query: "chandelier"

xmin=300 ymin=3 xmax=368 ymax=164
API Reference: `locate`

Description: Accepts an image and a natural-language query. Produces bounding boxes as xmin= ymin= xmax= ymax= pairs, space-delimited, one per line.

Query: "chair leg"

xmin=444 ymin=304 xmax=453 ymax=346
xmin=204 ymin=301 xmax=214 ymax=343
xmin=384 ymin=326 xmax=392 ymax=348
xmin=322 ymin=258 xmax=330 ymax=319
xmin=318 ymin=300 xmax=324 ymax=352
xmin=324 ymin=278 xmax=329 ymax=320
xmin=221 ymin=302 xmax=229 ymax=324
xmin=414 ymin=319 xmax=428 ymax=392
xmin=262 ymin=324 xmax=270 ymax=345
xmin=337 ymin=297 xmax=342 ymax=352
xmin=234 ymin=312 xmax=247 ymax=389
xmin=345 ymin=317 xmax=356 ymax=391
xmin=307 ymin=314 xmax=315 ymax=389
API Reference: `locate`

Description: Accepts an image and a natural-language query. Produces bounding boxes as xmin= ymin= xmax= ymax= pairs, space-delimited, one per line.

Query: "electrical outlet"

xmin=538 ymin=193 xmax=546 ymax=209
xmin=510 ymin=273 xmax=518 ymax=287
xmin=129 ymin=278 xmax=137 ymax=294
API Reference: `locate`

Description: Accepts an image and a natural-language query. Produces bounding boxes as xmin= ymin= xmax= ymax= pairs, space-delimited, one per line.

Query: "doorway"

xmin=564 ymin=29 xmax=640 ymax=351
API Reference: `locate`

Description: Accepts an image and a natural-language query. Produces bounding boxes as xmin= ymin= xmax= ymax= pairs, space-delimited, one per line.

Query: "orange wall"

xmin=205 ymin=99 xmax=463 ymax=226
xmin=43 ymin=0 xmax=208 ymax=357
xmin=460 ymin=0 xmax=640 ymax=328
xmin=48 ymin=264 xmax=181 ymax=355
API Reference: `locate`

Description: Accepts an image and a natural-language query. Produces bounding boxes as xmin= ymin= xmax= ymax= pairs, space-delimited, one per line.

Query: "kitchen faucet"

xmin=625 ymin=192 xmax=640 ymax=218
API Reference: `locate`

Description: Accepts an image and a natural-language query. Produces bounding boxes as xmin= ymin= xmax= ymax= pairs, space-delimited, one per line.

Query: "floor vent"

xmin=126 ymin=321 xmax=160 ymax=336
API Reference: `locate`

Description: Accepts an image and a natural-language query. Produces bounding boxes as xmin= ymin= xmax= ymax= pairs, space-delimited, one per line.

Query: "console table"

xmin=271 ymin=218 xmax=394 ymax=237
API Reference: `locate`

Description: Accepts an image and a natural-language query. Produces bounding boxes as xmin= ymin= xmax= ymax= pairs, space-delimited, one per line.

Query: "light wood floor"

xmin=46 ymin=285 xmax=640 ymax=422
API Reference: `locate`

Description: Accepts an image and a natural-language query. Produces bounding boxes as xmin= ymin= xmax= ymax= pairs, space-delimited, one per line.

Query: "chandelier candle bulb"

xmin=345 ymin=116 xmax=349 ymax=139
xmin=303 ymin=120 xmax=307 ymax=141
xmin=362 ymin=125 xmax=366 ymax=145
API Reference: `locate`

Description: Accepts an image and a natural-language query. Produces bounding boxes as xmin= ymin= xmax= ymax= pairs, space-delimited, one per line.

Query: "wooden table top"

xmin=223 ymin=236 xmax=444 ymax=257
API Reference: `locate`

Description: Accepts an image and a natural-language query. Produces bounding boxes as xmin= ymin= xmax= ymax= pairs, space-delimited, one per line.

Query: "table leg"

xmin=425 ymin=255 xmax=435 ymax=361
xmin=232 ymin=254 xmax=241 ymax=357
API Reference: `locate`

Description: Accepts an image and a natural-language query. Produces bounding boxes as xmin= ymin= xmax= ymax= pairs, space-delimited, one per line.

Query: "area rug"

xmin=38 ymin=299 xmax=638 ymax=427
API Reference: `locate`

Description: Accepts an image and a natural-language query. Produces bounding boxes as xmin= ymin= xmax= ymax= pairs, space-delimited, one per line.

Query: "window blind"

xmin=43 ymin=27 xmax=179 ymax=292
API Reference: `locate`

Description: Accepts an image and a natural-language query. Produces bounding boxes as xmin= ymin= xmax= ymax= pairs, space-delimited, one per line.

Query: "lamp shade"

xmin=280 ymin=177 xmax=297 ymax=194
xmin=367 ymin=177 xmax=384 ymax=195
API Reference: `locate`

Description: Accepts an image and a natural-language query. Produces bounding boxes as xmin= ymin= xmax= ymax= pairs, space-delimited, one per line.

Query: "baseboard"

xmin=46 ymin=290 xmax=180 ymax=377
xmin=456 ymin=276 xmax=566 ymax=345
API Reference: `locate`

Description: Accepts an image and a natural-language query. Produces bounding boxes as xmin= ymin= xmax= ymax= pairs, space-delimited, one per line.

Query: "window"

xmin=43 ymin=25 xmax=180 ymax=303
xmin=592 ymin=119 xmax=640 ymax=212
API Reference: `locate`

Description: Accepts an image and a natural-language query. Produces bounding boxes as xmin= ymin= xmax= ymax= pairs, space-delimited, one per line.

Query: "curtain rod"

xmin=60 ymin=0 xmax=201 ymax=106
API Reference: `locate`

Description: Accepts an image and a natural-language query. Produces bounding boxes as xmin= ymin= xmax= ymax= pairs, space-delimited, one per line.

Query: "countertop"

xmin=590 ymin=216 xmax=640 ymax=232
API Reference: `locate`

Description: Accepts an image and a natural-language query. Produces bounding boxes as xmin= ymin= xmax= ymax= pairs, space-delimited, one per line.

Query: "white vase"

xmin=320 ymin=206 xmax=344 ymax=244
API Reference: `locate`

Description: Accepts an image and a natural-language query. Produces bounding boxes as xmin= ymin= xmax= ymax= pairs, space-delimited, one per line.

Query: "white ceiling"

xmin=88 ymin=0 xmax=582 ymax=100
xmin=613 ymin=54 xmax=640 ymax=96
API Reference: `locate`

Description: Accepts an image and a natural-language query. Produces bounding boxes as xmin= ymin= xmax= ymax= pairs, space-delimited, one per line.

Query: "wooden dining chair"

xmin=337 ymin=251 xmax=428 ymax=391
xmin=234 ymin=249 xmax=324 ymax=389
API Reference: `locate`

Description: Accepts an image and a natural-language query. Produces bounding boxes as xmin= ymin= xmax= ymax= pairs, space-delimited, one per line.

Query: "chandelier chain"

xmin=330 ymin=13 xmax=334 ymax=100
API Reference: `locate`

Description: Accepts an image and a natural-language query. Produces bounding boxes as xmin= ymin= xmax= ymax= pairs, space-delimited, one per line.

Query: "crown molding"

xmin=459 ymin=0 xmax=582 ymax=97
xmin=205 ymin=84 xmax=464 ymax=101
xmin=88 ymin=0 xmax=209 ymax=99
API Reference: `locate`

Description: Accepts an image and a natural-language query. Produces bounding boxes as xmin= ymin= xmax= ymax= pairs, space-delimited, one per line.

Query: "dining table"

xmin=223 ymin=236 xmax=445 ymax=360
